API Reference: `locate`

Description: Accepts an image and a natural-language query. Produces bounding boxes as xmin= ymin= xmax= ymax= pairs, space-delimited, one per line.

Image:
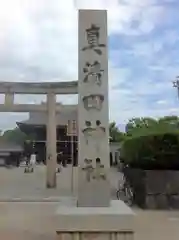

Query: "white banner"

xmin=67 ymin=120 xmax=77 ymax=136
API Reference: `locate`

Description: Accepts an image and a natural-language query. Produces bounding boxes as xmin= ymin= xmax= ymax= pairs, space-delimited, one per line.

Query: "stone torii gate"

xmin=0 ymin=81 xmax=78 ymax=188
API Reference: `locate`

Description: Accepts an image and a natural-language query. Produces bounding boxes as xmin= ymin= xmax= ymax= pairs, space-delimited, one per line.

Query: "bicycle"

xmin=116 ymin=175 xmax=133 ymax=206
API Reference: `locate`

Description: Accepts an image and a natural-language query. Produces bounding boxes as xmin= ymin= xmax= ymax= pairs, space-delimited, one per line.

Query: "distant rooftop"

xmin=0 ymin=140 xmax=23 ymax=152
xmin=17 ymin=106 xmax=77 ymax=126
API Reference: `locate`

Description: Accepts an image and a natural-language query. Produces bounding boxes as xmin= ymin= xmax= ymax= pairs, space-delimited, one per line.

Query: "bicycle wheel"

xmin=116 ymin=190 xmax=120 ymax=200
xmin=124 ymin=187 xmax=133 ymax=206
xmin=116 ymin=189 xmax=125 ymax=201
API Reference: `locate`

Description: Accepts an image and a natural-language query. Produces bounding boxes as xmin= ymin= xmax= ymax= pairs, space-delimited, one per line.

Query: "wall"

xmin=126 ymin=169 xmax=179 ymax=209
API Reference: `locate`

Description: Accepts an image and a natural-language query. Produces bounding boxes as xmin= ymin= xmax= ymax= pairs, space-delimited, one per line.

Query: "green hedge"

xmin=121 ymin=130 xmax=179 ymax=170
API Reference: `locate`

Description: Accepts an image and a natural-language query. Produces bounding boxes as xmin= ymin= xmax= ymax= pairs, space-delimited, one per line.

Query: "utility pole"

xmin=173 ymin=76 xmax=179 ymax=98
xmin=71 ymin=134 xmax=74 ymax=194
xmin=67 ymin=120 xmax=77 ymax=195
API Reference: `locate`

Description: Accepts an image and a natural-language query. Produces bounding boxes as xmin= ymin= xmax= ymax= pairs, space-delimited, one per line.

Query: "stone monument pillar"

xmin=77 ymin=9 xmax=110 ymax=207
xmin=56 ymin=10 xmax=135 ymax=240
xmin=46 ymin=91 xmax=57 ymax=188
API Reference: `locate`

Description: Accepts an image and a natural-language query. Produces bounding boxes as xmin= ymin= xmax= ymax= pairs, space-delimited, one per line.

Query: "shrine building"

xmin=16 ymin=103 xmax=120 ymax=166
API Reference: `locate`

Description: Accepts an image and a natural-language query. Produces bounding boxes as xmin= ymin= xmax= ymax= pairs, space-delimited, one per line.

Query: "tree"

xmin=2 ymin=128 xmax=25 ymax=145
xmin=121 ymin=131 xmax=179 ymax=169
xmin=121 ymin=116 xmax=179 ymax=169
xmin=109 ymin=122 xmax=125 ymax=142
xmin=125 ymin=117 xmax=158 ymax=136
xmin=158 ymin=116 xmax=179 ymax=128
xmin=2 ymin=127 xmax=35 ymax=145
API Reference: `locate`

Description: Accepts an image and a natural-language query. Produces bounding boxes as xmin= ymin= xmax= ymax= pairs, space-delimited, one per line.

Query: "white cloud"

xmin=0 ymin=0 xmax=177 ymax=129
xmin=122 ymin=0 xmax=159 ymax=6
xmin=131 ymin=40 xmax=163 ymax=59
xmin=157 ymin=100 xmax=168 ymax=105
xmin=74 ymin=0 xmax=119 ymax=9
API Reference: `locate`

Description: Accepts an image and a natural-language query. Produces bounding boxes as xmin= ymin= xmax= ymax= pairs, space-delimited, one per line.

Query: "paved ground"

xmin=1 ymin=166 xmax=179 ymax=239
xmin=1 ymin=202 xmax=179 ymax=240
xmin=0 ymin=165 xmax=120 ymax=200
xmin=0 ymin=165 xmax=74 ymax=200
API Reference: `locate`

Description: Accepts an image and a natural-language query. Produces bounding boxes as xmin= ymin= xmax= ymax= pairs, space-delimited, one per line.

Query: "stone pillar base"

xmin=55 ymin=200 xmax=135 ymax=240
xmin=57 ymin=231 xmax=133 ymax=240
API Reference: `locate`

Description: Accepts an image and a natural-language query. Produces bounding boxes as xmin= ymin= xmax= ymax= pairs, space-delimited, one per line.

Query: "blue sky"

xmin=0 ymin=0 xmax=179 ymax=130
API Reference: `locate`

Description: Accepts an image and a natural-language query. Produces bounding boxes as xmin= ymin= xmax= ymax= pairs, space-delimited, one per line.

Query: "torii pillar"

xmin=0 ymin=81 xmax=78 ymax=189
xmin=46 ymin=91 xmax=57 ymax=188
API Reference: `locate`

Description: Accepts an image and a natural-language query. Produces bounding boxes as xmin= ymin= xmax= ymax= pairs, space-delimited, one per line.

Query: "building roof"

xmin=17 ymin=108 xmax=77 ymax=126
xmin=0 ymin=142 xmax=23 ymax=152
